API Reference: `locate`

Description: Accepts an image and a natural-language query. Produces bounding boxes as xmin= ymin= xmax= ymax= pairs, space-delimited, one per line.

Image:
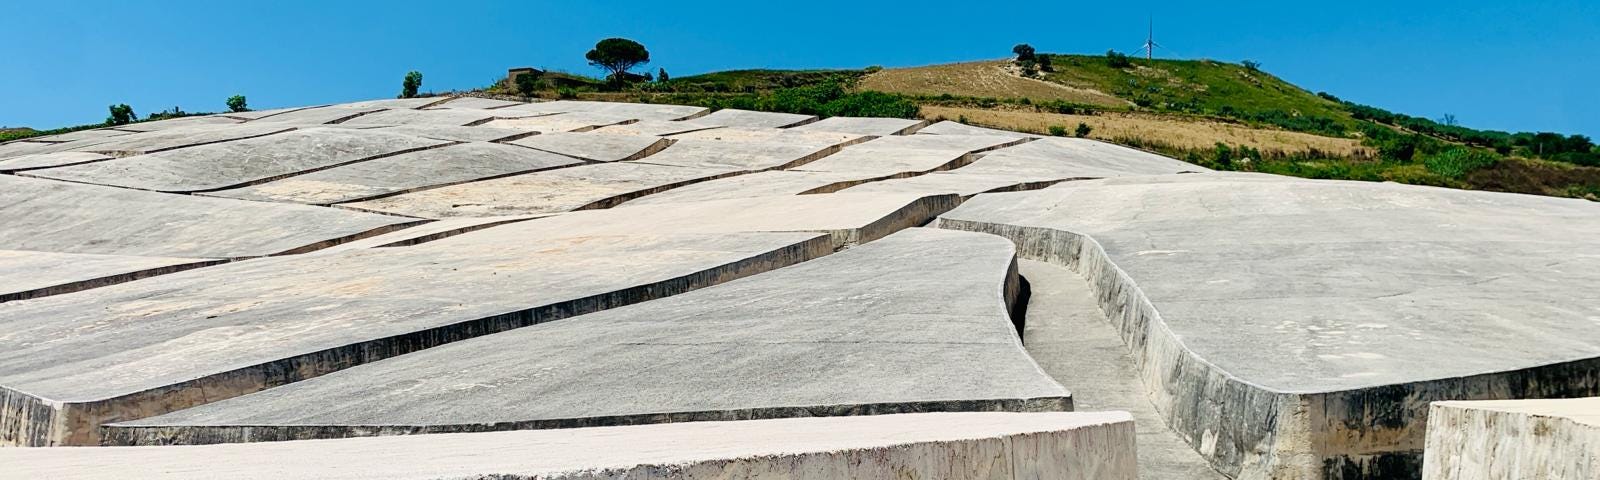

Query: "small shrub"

xmin=1037 ymin=54 xmax=1053 ymax=72
xmin=1106 ymin=49 xmax=1132 ymax=68
xmin=225 ymin=95 xmax=248 ymax=113
xmin=1074 ymin=122 xmax=1093 ymax=138
xmin=400 ymin=71 xmax=423 ymax=98
xmin=1242 ymin=60 xmax=1262 ymax=72
xmin=1047 ymin=125 xmax=1068 ymax=137
xmin=557 ymin=87 xmax=578 ymax=99
xmin=515 ymin=72 xmax=541 ymax=96
xmin=957 ymin=115 xmax=969 ymax=124
xmin=1423 ymin=148 xmax=1500 ymax=178
xmin=1012 ymin=44 xmax=1036 ymax=62
xmin=106 ymin=104 xmax=136 ymax=125
xmin=658 ymin=68 xmax=670 ymax=82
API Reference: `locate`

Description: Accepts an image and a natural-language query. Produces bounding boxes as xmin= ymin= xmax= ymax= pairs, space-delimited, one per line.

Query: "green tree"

xmin=1106 ymin=50 xmax=1132 ymax=68
xmin=1074 ymin=122 xmax=1093 ymax=138
xmin=1012 ymin=43 xmax=1036 ymax=62
xmin=226 ymin=95 xmax=249 ymax=113
xmin=658 ymin=68 xmax=670 ymax=82
xmin=586 ymin=38 xmax=651 ymax=84
xmin=106 ymin=104 xmax=136 ymax=125
xmin=400 ymin=71 xmax=423 ymax=98
xmin=514 ymin=72 xmax=541 ymax=97
xmin=1037 ymin=54 xmax=1053 ymax=72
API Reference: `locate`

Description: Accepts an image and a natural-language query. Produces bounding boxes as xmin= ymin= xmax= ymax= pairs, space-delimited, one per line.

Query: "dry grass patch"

xmin=862 ymin=61 xmax=1129 ymax=108
xmin=923 ymin=106 xmax=1371 ymax=157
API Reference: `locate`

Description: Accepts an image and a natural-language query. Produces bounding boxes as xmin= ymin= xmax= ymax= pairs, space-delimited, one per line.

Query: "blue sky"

xmin=4 ymin=0 xmax=1596 ymax=137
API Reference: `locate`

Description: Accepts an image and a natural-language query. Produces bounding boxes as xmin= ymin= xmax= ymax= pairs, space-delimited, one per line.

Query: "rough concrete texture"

xmin=338 ymin=97 xmax=450 ymax=110
xmin=426 ymin=96 xmax=525 ymax=110
xmin=317 ymin=215 xmax=549 ymax=253
xmin=671 ymin=125 xmax=867 ymax=146
xmin=246 ymin=105 xmax=388 ymax=124
xmin=9 ymin=413 xmax=1137 ymax=480
xmin=631 ymin=138 xmax=837 ymax=171
xmin=107 ymin=115 xmax=243 ymax=132
xmin=1016 ymin=259 xmax=1224 ymax=480
xmin=693 ymin=108 xmax=818 ymax=128
xmin=506 ymin=131 xmax=670 ymax=161
xmin=203 ymin=142 xmax=582 ymax=205
xmin=495 ymin=99 xmax=709 ymax=121
xmin=0 ymin=140 xmax=92 ymax=160
xmin=840 ymin=171 xmax=1068 ymax=197
xmin=355 ymin=124 xmax=533 ymax=143
xmin=440 ymin=192 xmax=962 ymax=249
xmin=953 ymin=137 xmax=1208 ymax=178
xmin=16 ymin=128 xmax=135 ymax=143
xmin=0 ymin=175 xmax=420 ymax=258
xmin=0 ymin=250 xmax=221 ymax=303
xmin=220 ymin=105 xmax=320 ymax=120
xmin=936 ymin=172 xmax=1600 ymax=479
xmin=481 ymin=111 xmax=638 ymax=132
xmin=621 ymin=170 xmax=883 ymax=205
xmin=70 ymin=124 xmax=296 ymax=157
xmin=916 ymin=120 xmax=1042 ymax=137
xmin=108 ymin=229 xmax=1068 ymax=444
xmin=25 ymin=127 xmax=451 ymax=192
xmin=591 ymin=119 xmax=725 ymax=136
xmin=1423 ymin=398 xmax=1600 ymax=479
xmin=0 ymin=231 xmax=830 ymax=446
xmin=337 ymin=107 xmax=519 ymax=127
xmin=342 ymin=162 xmax=742 ymax=218
xmin=795 ymin=134 xmax=1029 ymax=176
xmin=0 ymin=151 xmax=112 ymax=172
xmin=788 ymin=116 xmax=930 ymax=136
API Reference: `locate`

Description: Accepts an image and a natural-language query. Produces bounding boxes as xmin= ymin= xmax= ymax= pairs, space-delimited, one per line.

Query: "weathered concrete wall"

xmin=1423 ymin=398 xmax=1600 ymax=479
xmin=7 ymin=413 xmax=1139 ymax=480
xmin=933 ymin=218 xmax=1600 ymax=479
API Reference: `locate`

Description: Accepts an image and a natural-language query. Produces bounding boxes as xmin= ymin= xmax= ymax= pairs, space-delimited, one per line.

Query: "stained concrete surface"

xmin=789 ymin=116 xmax=930 ymax=136
xmin=426 ymin=96 xmax=525 ymax=110
xmin=1423 ymin=398 xmax=1600 ymax=479
xmin=341 ymin=161 xmax=742 ymax=218
xmin=693 ymin=108 xmax=817 ymax=128
xmin=495 ymin=100 xmax=708 ymax=121
xmin=204 ymin=142 xmax=582 ymax=205
xmin=245 ymin=105 xmax=387 ymax=124
xmin=25 ymin=127 xmax=451 ymax=192
xmin=622 ymin=170 xmax=881 ymax=205
xmin=839 ymin=171 xmax=1067 ymax=197
xmin=937 ymin=172 xmax=1600 ymax=478
xmin=16 ymin=128 xmax=136 ymax=143
xmin=0 ymin=231 xmax=829 ymax=446
xmin=1015 ymin=259 xmax=1223 ymax=480
xmin=592 ymin=119 xmax=724 ymax=136
xmin=506 ymin=131 xmax=670 ymax=161
xmin=317 ymin=215 xmax=549 ymax=253
xmin=0 ymin=151 xmax=112 ymax=172
xmin=337 ymin=108 xmax=513 ymax=127
xmin=353 ymin=124 xmax=533 ymax=143
xmin=916 ymin=120 xmax=1042 ymax=137
xmin=8 ymin=413 xmax=1136 ymax=480
xmin=630 ymin=138 xmax=836 ymax=171
xmin=670 ymin=125 xmax=866 ymax=146
xmin=73 ymin=124 xmax=296 ymax=156
xmin=794 ymin=134 xmax=1027 ymax=176
xmin=953 ymin=137 xmax=1207 ymax=178
xmin=480 ymin=112 xmax=638 ymax=132
xmin=0 ymin=175 xmax=419 ymax=258
xmin=107 ymin=115 xmax=242 ymax=132
xmin=0 ymin=250 xmax=221 ymax=303
xmin=110 ymin=229 xmax=1067 ymax=444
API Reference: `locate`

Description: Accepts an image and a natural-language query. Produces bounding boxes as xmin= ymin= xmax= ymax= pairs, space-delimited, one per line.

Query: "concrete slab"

xmin=954 ymin=137 xmax=1207 ymax=178
xmin=220 ymin=106 xmax=320 ymax=120
xmin=591 ymin=119 xmax=724 ymax=136
xmin=671 ymin=125 xmax=867 ymax=146
xmin=632 ymin=138 xmax=837 ymax=171
xmin=0 ymin=140 xmax=83 ymax=160
xmin=340 ymin=162 xmax=742 ymax=218
xmin=0 ymin=250 xmax=221 ymax=303
xmin=72 ymin=123 xmax=296 ymax=157
xmin=203 ymin=142 xmax=582 ymax=205
xmin=444 ymin=193 xmax=961 ymax=249
xmin=26 ymin=127 xmax=452 ymax=192
xmin=20 ymin=128 xmax=136 ymax=143
xmin=247 ymin=105 xmax=386 ymax=125
xmin=1423 ymin=398 xmax=1600 ymax=479
xmin=694 ymin=108 xmax=818 ymax=128
xmin=0 ymin=151 xmax=112 ymax=172
xmin=495 ymin=100 xmax=709 ymax=121
xmin=317 ymin=215 xmax=549 ymax=253
xmin=480 ymin=111 xmax=639 ymax=132
xmin=339 ymin=107 xmax=536 ymax=127
xmin=505 ymin=131 xmax=671 ymax=162
xmin=0 ymin=231 xmax=830 ymax=446
xmin=916 ymin=120 xmax=1042 ymax=137
xmin=622 ymin=170 xmax=880 ymax=205
xmin=794 ymin=134 xmax=1029 ymax=177
xmin=7 ymin=413 xmax=1137 ymax=480
xmin=356 ymin=124 xmax=533 ymax=143
xmin=0 ymin=175 xmax=421 ymax=258
xmin=337 ymin=98 xmax=448 ymax=110
xmin=108 ymin=229 xmax=1066 ymax=444
xmin=788 ymin=116 xmax=930 ymax=136
xmin=935 ymin=172 xmax=1600 ymax=479
xmin=426 ymin=96 xmax=525 ymax=110
xmin=109 ymin=115 xmax=243 ymax=132
xmin=840 ymin=172 xmax=1068 ymax=197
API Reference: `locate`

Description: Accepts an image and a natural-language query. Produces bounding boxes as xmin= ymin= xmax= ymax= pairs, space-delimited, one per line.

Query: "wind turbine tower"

xmin=1142 ymin=17 xmax=1159 ymax=60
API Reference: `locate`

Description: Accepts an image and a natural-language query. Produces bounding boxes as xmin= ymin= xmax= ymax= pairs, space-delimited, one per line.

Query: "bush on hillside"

xmin=226 ymin=95 xmax=248 ymax=112
xmin=1106 ymin=49 xmax=1133 ymax=68
xmin=1075 ymin=122 xmax=1093 ymax=137
xmin=400 ymin=71 xmax=423 ymax=98
xmin=1048 ymin=125 xmax=1068 ymax=136
xmin=1423 ymin=147 xmax=1500 ymax=178
xmin=1013 ymin=44 xmax=1036 ymax=62
xmin=106 ymin=104 xmax=135 ymax=125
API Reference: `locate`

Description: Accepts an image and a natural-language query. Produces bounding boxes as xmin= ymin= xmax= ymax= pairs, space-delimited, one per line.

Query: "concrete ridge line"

xmin=0 ymin=259 xmax=227 ymax=304
xmin=894 ymin=119 xmax=937 ymax=135
xmin=86 ymin=126 xmax=298 ymax=158
xmin=571 ymin=169 xmax=746 ymax=212
xmin=321 ymin=161 xmax=595 ymax=207
xmin=103 ymin=396 xmax=1074 ymax=446
xmin=267 ymin=219 xmax=433 ymax=256
xmin=180 ymin=140 xmax=464 ymax=194
xmin=369 ymin=217 xmax=544 ymax=249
